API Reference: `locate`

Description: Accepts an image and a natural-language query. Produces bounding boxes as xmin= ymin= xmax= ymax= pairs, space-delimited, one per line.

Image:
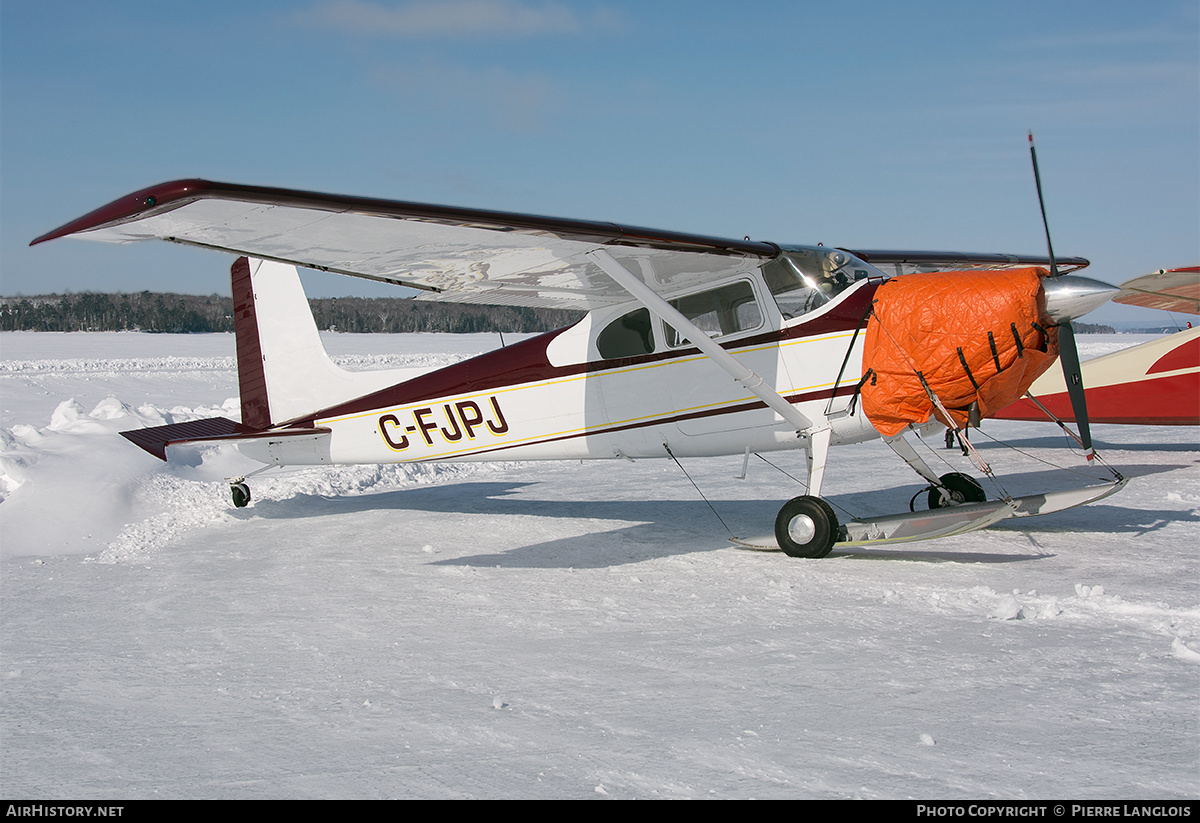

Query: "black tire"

xmin=775 ymin=495 xmax=839 ymax=558
xmin=927 ymin=472 xmax=985 ymax=509
xmin=231 ymin=482 xmax=251 ymax=508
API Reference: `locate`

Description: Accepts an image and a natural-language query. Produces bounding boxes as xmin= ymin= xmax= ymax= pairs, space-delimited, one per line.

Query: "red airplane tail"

xmin=121 ymin=257 xmax=420 ymax=461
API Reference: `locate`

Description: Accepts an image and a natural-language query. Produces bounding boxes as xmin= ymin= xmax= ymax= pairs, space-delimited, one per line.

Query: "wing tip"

xmin=29 ymin=178 xmax=216 ymax=246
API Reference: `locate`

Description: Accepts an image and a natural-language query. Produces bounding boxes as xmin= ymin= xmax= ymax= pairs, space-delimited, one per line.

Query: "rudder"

xmin=231 ymin=256 xmax=271 ymax=428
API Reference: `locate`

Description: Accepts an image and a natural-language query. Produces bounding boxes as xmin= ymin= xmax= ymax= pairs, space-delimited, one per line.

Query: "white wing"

xmin=31 ymin=180 xmax=774 ymax=310
xmin=32 ymin=179 xmax=1088 ymax=309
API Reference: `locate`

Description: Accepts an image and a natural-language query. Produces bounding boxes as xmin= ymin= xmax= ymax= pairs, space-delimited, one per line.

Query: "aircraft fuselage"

xmin=238 ymin=275 xmax=883 ymax=467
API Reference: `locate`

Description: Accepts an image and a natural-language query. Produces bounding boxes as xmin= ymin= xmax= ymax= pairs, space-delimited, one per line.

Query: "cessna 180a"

xmin=31 ymin=166 xmax=1126 ymax=558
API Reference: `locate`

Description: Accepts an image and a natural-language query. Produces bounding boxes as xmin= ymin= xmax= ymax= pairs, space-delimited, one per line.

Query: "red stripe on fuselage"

xmin=1147 ymin=334 xmax=1200 ymax=374
xmin=369 ymin=384 xmax=852 ymax=463
xmin=296 ymin=282 xmax=880 ymax=427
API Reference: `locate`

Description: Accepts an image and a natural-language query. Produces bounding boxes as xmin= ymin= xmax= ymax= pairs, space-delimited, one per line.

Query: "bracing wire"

xmin=663 ymin=444 xmax=737 ymax=539
xmin=970 ymin=425 xmax=1123 ymax=484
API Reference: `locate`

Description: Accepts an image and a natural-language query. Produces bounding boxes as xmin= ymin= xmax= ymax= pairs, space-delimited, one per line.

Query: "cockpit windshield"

xmin=762 ymin=246 xmax=884 ymax=321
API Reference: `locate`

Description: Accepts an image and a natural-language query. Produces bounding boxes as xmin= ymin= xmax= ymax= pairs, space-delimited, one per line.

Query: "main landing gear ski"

xmin=774 ymin=470 xmax=987 ymax=557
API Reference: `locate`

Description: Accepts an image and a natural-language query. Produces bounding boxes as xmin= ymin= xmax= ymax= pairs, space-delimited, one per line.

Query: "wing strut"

xmin=586 ymin=249 xmax=814 ymax=434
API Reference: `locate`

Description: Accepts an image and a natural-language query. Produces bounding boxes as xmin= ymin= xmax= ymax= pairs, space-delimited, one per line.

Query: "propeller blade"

xmin=1029 ymin=133 xmax=1094 ymax=460
xmin=1029 ymin=132 xmax=1061 ymax=279
xmin=1055 ymin=321 xmax=1094 ymax=459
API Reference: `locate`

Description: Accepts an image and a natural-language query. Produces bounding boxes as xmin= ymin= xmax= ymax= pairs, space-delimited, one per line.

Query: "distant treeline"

xmin=0 ymin=292 xmax=584 ymax=334
xmin=0 ymin=291 xmax=1117 ymax=335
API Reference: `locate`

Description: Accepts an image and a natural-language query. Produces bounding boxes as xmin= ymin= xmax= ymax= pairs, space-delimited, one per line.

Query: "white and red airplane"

xmin=30 ymin=173 xmax=1126 ymax=557
xmin=996 ymin=266 xmax=1199 ymax=427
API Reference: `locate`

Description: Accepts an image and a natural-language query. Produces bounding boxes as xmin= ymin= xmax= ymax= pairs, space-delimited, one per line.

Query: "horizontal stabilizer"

xmin=121 ymin=417 xmax=331 ymax=462
xmin=121 ymin=417 xmax=257 ymax=461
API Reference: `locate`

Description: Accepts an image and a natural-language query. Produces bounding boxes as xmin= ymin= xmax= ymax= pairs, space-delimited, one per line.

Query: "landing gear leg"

xmin=886 ymin=432 xmax=976 ymax=510
xmin=802 ymin=426 xmax=832 ymax=498
xmin=774 ymin=427 xmax=839 ymax=557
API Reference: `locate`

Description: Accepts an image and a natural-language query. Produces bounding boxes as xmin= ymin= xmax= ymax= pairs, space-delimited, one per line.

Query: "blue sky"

xmin=2 ymin=0 xmax=1196 ymax=323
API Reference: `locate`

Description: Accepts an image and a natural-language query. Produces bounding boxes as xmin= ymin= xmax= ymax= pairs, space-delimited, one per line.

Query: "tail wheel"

xmin=927 ymin=472 xmax=986 ymax=509
xmin=231 ymin=482 xmax=251 ymax=508
xmin=775 ymin=495 xmax=839 ymax=558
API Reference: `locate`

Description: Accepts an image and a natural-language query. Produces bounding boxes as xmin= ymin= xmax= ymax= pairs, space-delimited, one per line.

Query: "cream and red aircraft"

xmin=997 ymin=266 xmax=1199 ymax=427
xmin=31 ymin=171 xmax=1126 ymax=558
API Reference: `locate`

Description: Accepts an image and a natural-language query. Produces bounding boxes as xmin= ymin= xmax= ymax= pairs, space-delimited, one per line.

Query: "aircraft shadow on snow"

xmin=240 ymin=480 xmax=764 ymax=568
xmin=972 ymin=432 xmax=1200 ymax=454
xmin=232 ymin=457 xmax=1195 ymax=568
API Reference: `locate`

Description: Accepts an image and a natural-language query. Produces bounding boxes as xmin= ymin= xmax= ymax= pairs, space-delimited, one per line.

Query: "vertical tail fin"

xmin=231 ymin=257 xmax=271 ymax=428
xmin=230 ymin=256 xmax=415 ymax=428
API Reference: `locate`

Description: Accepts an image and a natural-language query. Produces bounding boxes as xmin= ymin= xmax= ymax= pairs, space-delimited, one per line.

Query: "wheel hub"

xmin=787 ymin=513 xmax=817 ymax=544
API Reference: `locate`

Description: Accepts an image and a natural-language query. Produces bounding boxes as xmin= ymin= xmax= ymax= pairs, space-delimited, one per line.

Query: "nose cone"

xmin=1042 ymin=275 xmax=1119 ymax=322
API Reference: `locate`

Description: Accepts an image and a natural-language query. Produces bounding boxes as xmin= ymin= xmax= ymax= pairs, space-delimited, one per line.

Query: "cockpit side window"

xmin=762 ymin=257 xmax=828 ymax=320
xmin=597 ymin=307 xmax=655 ymax=359
xmin=763 ymin=249 xmax=876 ymax=321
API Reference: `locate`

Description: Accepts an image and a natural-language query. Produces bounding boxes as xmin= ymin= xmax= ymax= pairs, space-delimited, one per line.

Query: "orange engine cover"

xmin=861 ymin=268 xmax=1059 ymax=436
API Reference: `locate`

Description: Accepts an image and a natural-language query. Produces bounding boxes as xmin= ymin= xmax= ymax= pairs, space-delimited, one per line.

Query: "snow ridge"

xmin=1 ymin=393 xmax=493 ymax=562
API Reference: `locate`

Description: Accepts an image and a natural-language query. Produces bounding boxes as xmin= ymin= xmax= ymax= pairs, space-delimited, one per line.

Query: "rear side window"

xmin=664 ymin=281 xmax=762 ymax=347
xmin=597 ymin=308 xmax=655 ymax=359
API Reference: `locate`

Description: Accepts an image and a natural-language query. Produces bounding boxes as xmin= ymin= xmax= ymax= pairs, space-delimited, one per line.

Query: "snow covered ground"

xmin=1 ymin=331 xmax=1197 ymax=799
